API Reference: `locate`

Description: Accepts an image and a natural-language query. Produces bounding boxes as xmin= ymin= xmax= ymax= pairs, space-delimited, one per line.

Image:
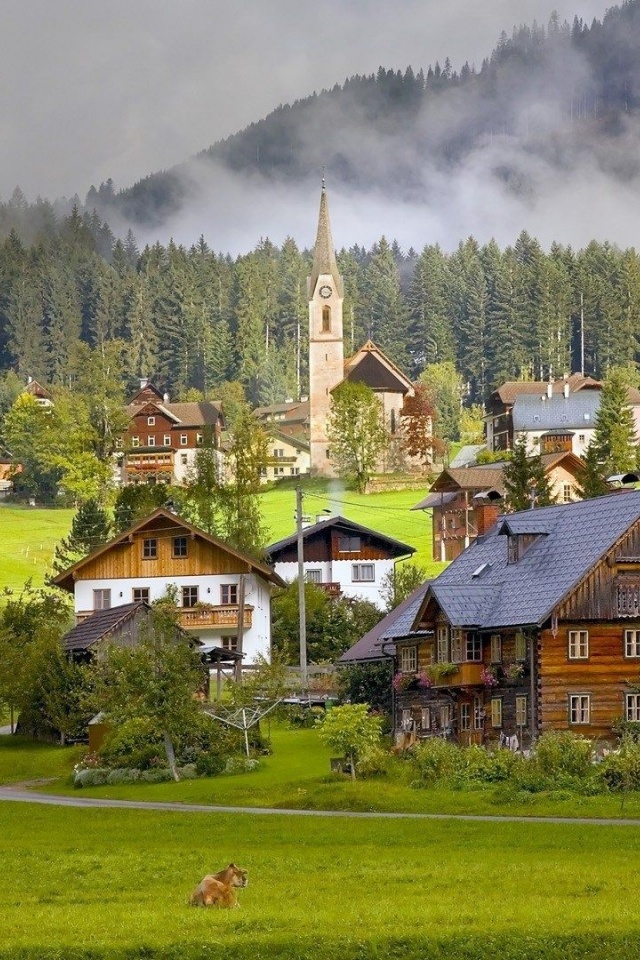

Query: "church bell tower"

xmin=307 ymin=183 xmax=344 ymax=476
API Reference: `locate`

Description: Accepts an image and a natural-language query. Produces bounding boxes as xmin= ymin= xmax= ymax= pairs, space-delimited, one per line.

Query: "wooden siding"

xmin=274 ymin=530 xmax=395 ymax=564
xmin=557 ymin=518 xmax=640 ymax=620
xmin=539 ymin=623 xmax=640 ymax=739
xmin=73 ymin=524 xmax=251 ymax=582
xmin=178 ymin=606 xmax=253 ymax=630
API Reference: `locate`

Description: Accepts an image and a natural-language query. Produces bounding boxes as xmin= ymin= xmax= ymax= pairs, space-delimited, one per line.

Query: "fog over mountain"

xmin=1 ymin=0 xmax=629 ymax=254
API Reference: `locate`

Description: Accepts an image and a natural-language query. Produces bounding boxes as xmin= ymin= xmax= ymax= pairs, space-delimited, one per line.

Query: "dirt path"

xmin=1 ymin=783 xmax=640 ymax=826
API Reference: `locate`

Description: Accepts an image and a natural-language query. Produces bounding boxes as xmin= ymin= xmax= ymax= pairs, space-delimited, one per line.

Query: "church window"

xmin=390 ymin=409 xmax=397 ymax=433
xmin=322 ymin=306 xmax=331 ymax=332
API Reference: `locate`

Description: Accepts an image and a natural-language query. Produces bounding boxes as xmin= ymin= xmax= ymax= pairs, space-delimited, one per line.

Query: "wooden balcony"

xmin=431 ymin=662 xmax=484 ymax=688
xmin=318 ymin=582 xmax=342 ymax=598
xmin=178 ymin=605 xmax=253 ymax=630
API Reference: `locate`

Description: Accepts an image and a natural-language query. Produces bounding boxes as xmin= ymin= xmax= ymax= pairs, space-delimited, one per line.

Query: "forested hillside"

xmin=0 ymin=194 xmax=638 ymax=409
xmin=99 ymin=2 xmax=640 ymax=227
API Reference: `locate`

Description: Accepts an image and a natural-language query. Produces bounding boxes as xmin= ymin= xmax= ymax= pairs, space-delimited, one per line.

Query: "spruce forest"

xmin=2 ymin=2 xmax=640 ymax=412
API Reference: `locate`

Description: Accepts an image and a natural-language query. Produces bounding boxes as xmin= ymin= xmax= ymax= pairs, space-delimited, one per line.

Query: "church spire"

xmin=307 ymin=180 xmax=343 ymax=297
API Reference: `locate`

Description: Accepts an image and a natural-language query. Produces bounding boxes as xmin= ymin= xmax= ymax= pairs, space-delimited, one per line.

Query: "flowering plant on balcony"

xmin=427 ymin=662 xmax=459 ymax=681
xmin=392 ymin=672 xmax=413 ymax=692
xmin=481 ymin=666 xmax=499 ymax=687
xmin=505 ymin=662 xmax=525 ymax=682
xmin=416 ymin=672 xmax=432 ymax=689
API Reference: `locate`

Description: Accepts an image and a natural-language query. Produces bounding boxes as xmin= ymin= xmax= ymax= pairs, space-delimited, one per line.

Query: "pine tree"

xmin=589 ymin=368 xmax=638 ymax=475
xmin=503 ymin=436 xmax=555 ymax=512
xmin=51 ymin=499 xmax=111 ymax=574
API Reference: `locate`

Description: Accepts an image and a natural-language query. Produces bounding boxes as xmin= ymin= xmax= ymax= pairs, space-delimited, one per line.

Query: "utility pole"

xmin=296 ymin=485 xmax=308 ymax=688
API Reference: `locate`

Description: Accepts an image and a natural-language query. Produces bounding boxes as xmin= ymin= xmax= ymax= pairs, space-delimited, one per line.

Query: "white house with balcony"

xmin=53 ymin=508 xmax=284 ymax=663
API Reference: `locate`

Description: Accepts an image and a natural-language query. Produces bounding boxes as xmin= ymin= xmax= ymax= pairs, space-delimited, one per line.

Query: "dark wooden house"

xmin=387 ymin=491 xmax=640 ymax=745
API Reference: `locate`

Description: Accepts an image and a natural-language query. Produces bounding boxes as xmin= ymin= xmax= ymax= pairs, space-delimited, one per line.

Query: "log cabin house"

xmin=390 ymin=491 xmax=640 ymax=746
xmin=53 ymin=508 xmax=284 ymax=663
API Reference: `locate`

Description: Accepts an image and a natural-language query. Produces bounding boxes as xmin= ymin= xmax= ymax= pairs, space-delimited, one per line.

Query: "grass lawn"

xmin=1 ymin=799 xmax=640 ymax=959
xmin=0 ymin=503 xmax=74 ymax=590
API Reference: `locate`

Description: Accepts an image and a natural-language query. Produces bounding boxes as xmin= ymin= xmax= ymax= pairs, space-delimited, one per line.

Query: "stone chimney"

xmin=473 ymin=490 xmax=503 ymax=537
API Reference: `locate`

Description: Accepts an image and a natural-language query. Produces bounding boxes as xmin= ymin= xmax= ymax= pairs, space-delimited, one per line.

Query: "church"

xmin=307 ymin=184 xmax=415 ymax=477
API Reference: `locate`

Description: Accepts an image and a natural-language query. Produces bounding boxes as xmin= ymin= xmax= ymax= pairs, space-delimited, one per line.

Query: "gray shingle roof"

xmin=63 ymin=602 xmax=146 ymax=652
xmin=512 ymin=392 xmax=599 ymax=431
xmin=424 ymin=491 xmax=640 ymax=630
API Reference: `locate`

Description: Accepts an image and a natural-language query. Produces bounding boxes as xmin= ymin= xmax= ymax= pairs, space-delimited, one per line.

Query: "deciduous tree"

xmin=328 ymin=381 xmax=388 ymax=493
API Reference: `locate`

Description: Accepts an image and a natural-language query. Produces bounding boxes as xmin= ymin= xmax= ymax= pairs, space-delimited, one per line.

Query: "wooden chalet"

xmin=412 ymin=451 xmax=585 ymax=562
xmin=120 ymin=380 xmax=224 ymax=486
xmin=53 ymin=508 xmax=284 ymax=662
xmin=391 ymin=491 xmax=640 ymax=746
xmin=265 ymin=515 xmax=414 ymax=608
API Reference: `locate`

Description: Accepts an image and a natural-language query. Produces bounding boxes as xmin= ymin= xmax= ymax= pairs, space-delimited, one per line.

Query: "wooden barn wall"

xmin=539 ymin=624 xmax=640 ymax=739
xmin=76 ymin=533 xmax=249 ymax=581
xmin=558 ymin=520 xmax=640 ymax=620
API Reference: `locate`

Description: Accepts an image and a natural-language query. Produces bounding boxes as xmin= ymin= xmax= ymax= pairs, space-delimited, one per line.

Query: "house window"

xmin=322 ymin=305 xmax=331 ymax=332
xmin=617 ymin=581 xmax=640 ymax=617
xmin=132 ymin=587 xmax=150 ymax=604
xmin=196 ymin=433 xmax=203 ymax=445
xmin=474 ymin=695 xmax=484 ymax=730
xmin=490 ymin=698 xmax=503 ymax=728
xmin=352 ymin=564 xmax=374 ymax=582
xmin=626 ymin=693 xmax=640 ymax=722
xmin=339 ymin=535 xmax=361 ymax=553
xmin=273 ymin=448 xmax=284 ymax=459
xmin=390 ymin=409 xmax=397 ymax=434
xmin=222 ymin=636 xmax=238 ymax=652
xmin=516 ymin=695 xmax=528 ymax=728
xmin=182 ymin=586 xmax=198 ymax=608
xmin=578 ymin=434 xmax=585 ymax=443
xmin=625 ymin=629 xmax=640 ymax=658
xmin=274 ymin=467 xmax=285 ymax=477
xmin=221 ymin=583 xmax=238 ymax=605
xmin=421 ymin=707 xmax=431 ymax=731
xmin=142 ymin=538 xmax=157 ymax=559
xmin=181 ymin=454 xmax=188 ymax=465
xmin=306 ymin=569 xmax=323 ymax=584
xmin=147 ymin=416 xmax=155 ymax=426
xmin=466 ymin=634 xmax=482 ymax=662
xmin=569 ymin=693 xmax=590 ymax=725
xmin=131 ymin=436 xmax=140 ymax=447
xmin=437 ymin=625 xmax=450 ymax=663
xmin=568 ymin=629 xmax=589 ymax=660
xmin=172 ymin=536 xmax=188 ymax=558
xmin=163 ymin=434 xmax=171 ymax=446
xmin=490 ymin=634 xmax=502 ymax=664
xmin=401 ymin=708 xmax=413 ymax=732
xmin=400 ymin=646 xmax=417 ymax=674
xmin=562 ymin=483 xmax=572 ymax=503
xmin=93 ymin=589 xmax=111 ymax=611
xmin=147 ymin=436 xmax=155 ymax=447
xmin=440 ymin=704 xmax=451 ymax=730
xmin=515 ymin=631 xmax=527 ymax=661
xmin=180 ymin=434 xmax=188 ymax=445
xmin=450 ymin=628 xmax=463 ymax=663
xmin=460 ymin=703 xmax=471 ymax=731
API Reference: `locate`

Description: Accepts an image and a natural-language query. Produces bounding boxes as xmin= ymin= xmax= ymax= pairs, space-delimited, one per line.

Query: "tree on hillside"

xmin=380 ymin=562 xmax=428 ymax=613
xmin=218 ymin=404 xmax=269 ymax=557
xmin=113 ymin=484 xmax=172 ymax=533
xmin=400 ymin=384 xmax=440 ymax=467
xmin=503 ymin=436 xmax=555 ymax=512
xmin=92 ymin=607 xmax=203 ymax=781
xmin=578 ymin=441 xmax=611 ymax=499
xmin=327 ymin=381 xmax=388 ymax=493
xmin=419 ymin=361 xmax=463 ymax=444
xmin=51 ymin=499 xmax=112 ymax=575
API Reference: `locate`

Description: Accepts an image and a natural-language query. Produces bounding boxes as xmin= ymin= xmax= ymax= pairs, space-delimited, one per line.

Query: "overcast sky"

xmin=1 ymin=0 xmax=609 ymax=204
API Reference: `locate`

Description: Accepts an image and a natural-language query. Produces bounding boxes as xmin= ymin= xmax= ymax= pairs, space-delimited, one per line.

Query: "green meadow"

xmin=0 ymin=479 xmax=441 ymax=593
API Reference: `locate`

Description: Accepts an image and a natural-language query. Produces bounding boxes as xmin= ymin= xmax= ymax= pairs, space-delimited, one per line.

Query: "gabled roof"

xmin=490 ymin=374 xmax=601 ymax=406
xmin=265 ymin=515 xmax=414 ymax=560
xmin=63 ymin=602 xmax=148 ymax=652
xmin=340 ymin=341 xmax=413 ymax=395
xmin=414 ymin=491 xmax=640 ymax=631
xmin=53 ymin=508 xmax=284 ymax=592
xmin=512 ymin=391 xmax=600 ymax=432
xmin=127 ymin=400 xmax=223 ymax=427
xmin=254 ymin=400 xmax=309 ymax=423
xmin=264 ymin=427 xmax=310 ymax=451
xmin=338 ymin=583 xmax=430 ymax=664
xmin=24 ymin=378 xmax=52 ymax=400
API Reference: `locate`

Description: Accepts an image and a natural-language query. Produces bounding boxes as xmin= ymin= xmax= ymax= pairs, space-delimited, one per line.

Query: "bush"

xmin=356 ymin=745 xmax=390 ymax=779
xmin=534 ymin=731 xmax=594 ymax=780
xmin=455 ymin=744 xmax=524 ymax=785
xmin=409 ymin=738 xmax=464 ymax=786
xmin=224 ymin=757 xmax=260 ymax=774
xmin=140 ymin=768 xmax=174 ymax=783
xmin=74 ymin=768 xmax=110 ymax=788
xmin=600 ymin=738 xmax=640 ymax=791
xmin=195 ymin=751 xmax=227 ymax=777
xmin=287 ymin=705 xmax=325 ymax=728
xmin=98 ymin=718 xmax=165 ymax=771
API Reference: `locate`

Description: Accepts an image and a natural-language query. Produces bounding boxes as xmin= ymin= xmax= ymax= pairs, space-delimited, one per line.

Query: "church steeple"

xmin=307 ymin=182 xmax=343 ymax=298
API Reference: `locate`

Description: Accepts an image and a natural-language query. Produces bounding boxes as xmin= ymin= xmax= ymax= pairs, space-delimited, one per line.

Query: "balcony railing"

xmin=431 ymin=662 xmax=484 ymax=687
xmin=178 ymin=605 xmax=253 ymax=630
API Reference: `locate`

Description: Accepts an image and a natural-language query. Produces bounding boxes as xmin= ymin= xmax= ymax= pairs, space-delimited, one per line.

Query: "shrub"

xmin=533 ymin=731 xmax=594 ymax=780
xmin=224 ymin=757 xmax=260 ymax=774
xmin=457 ymin=744 xmax=523 ymax=785
xmin=98 ymin=718 xmax=164 ymax=771
xmin=73 ymin=768 xmax=109 ymax=788
xmin=178 ymin=764 xmax=198 ymax=780
xmin=356 ymin=745 xmax=390 ymax=779
xmin=140 ymin=768 xmax=174 ymax=783
xmin=106 ymin=768 xmax=139 ymax=785
xmin=409 ymin=738 xmax=464 ymax=786
xmin=195 ymin=751 xmax=227 ymax=777
xmin=600 ymin=738 xmax=640 ymax=791
xmin=288 ymin=705 xmax=325 ymax=728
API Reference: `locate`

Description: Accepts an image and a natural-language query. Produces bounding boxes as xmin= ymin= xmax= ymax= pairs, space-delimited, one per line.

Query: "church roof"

xmin=339 ymin=341 xmax=413 ymax=395
xmin=307 ymin=184 xmax=344 ymax=298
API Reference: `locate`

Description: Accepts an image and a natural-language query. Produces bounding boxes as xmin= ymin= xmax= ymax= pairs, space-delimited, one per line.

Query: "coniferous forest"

xmin=2 ymin=3 xmax=640 ymax=412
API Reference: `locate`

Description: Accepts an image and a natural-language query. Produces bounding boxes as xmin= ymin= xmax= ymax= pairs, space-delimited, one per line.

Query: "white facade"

xmin=273 ymin=557 xmax=395 ymax=609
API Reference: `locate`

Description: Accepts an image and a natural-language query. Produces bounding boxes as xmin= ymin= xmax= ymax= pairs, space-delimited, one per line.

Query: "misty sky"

xmin=0 ymin=0 xmax=616 ymax=252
